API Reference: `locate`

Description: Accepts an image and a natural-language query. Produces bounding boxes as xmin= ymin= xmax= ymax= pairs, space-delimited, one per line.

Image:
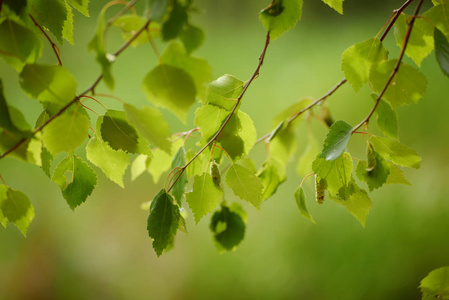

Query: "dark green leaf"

xmin=52 ymin=154 xmax=97 ymax=210
xmin=294 ymin=186 xmax=314 ymax=223
xmin=258 ymin=159 xmax=286 ymax=201
xmin=142 ymin=64 xmax=196 ymax=122
xmin=210 ymin=206 xmax=245 ymax=252
xmin=3 ymin=0 xmax=28 ymax=16
xmin=147 ymin=190 xmax=180 ymax=256
xmin=319 ymin=120 xmax=352 ymax=161
xmin=161 ymin=2 xmax=187 ymax=41
xmin=435 ymin=27 xmax=449 ymax=77
xmin=148 ymin=0 xmax=169 ymax=22
xmin=355 ymin=146 xmax=390 ymax=191
xmin=180 ymin=24 xmax=205 ymax=54
xmin=29 ymin=0 xmax=67 ymax=44
xmin=0 ymin=20 xmax=42 ymax=71
xmin=171 ymin=147 xmax=187 ymax=205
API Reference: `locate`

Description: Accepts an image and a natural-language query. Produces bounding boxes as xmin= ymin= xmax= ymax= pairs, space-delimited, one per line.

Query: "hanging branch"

xmin=29 ymin=14 xmax=63 ymax=66
xmin=352 ymin=0 xmax=425 ymax=133
xmin=167 ymin=32 xmax=272 ymax=193
xmin=0 ymin=20 xmax=152 ymax=161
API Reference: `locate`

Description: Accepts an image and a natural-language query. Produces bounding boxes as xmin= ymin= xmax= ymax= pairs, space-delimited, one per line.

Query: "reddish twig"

xmin=29 ymin=14 xmax=63 ymax=66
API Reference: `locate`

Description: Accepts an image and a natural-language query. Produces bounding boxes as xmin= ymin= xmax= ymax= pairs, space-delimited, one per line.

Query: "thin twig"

xmin=0 ymin=20 xmax=152 ymax=161
xmin=352 ymin=0 xmax=425 ymax=133
xmin=106 ymin=0 xmax=139 ymax=28
xmin=167 ymin=33 xmax=272 ymax=193
xmin=29 ymin=14 xmax=63 ymax=66
xmin=379 ymin=0 xmax=415 ymax=42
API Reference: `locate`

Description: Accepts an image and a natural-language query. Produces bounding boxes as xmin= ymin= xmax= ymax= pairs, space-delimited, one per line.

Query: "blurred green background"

xmin=1 ymin=0 xmax=449 ymax=299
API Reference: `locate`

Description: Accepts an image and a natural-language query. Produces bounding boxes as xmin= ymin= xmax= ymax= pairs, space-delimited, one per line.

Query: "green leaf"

xmin=319 ymin=120 xmax=353 ymax=161
xmin=86 ymin=137 xmax=129 ymax=188
xmin=42 ymin=106 xmax=90 ymax=155
xmin=186 ymin=172 xmax=223 ymax=224
xmin=330 ymin=182 xmax=372 ymax=227
xmin=179 ymin=24 xmax=205 ymax=54
xmin=100 ymin=110 xmax=151 ymax=155
xmin=148 ymin=148 xmax=172 ymax=183
xmin=160 ymin=41 xmax=212 ymax=101
xmin=320 ymin=0 xmax=344 ymax=14
xmin=424 ymin=4 xmax=449 ymax=40
xmin=29 ymin=0 xmax=67 ymax=44
xmin=142 ymin=64 xmax=196 ymax=122
xmin=355 ymin=146 xmax=390 ymax=191
xmin=66 ymin=0 xmax=90 ymax=16
xmin=0 ymin=20 xmax=42 ymax=71
xmin=0 ymin=186 xmax=34 ymax=236
xmin=369 ymin=59 xmax=427 ymax=109
xmin=148 ymin=0 xmax=168 ymax=22
xmin=112 ymin=15 xmax=156 ymax=46
xmin=294 ymin=186 xmax=315 ymax=223
xmin=210 ymin=206 xmax=245 ymax=252
xmin=420 ymin=267 xmax=449 ymax=299
xmin=226 ymin=164 xmax=263 ymax=208
xmin=161 ymin=1 xmax=187 ymax=41
xmin=171 ymin=146 xmax=187 ymax=205
xmin=258 ymin=158 xmax=286 ymax=201
xmin=259 ymin=0 xmax=303 ymax=40
xmin=185 ymin=149 xmax=207 ymax=178
xmin=370 ymin=135 xmax=421 ymax=169
xmin=394 ymin=14 xmax=434 ymax=67
xmin=341 ymin=38 xmax=388 ymax=92
xmin=312 ymin=152 xmax=353 ymax=197
xmin=373 ymin=95 xmax=398 ymax=139
xmin=237 ymin=111 xmax=257 ymax=157
xmin=385 ymin=163 xmax=411 ymax=185
xmin=206 ymin=75 xmax=244 ymax=110
xmin=124 ymin=104 xmax=171 ymax=154
xmin=20 ymin=64 xmax=77 ymax=107
xmin=52 ymin=154 xmax=97 ymax=210
xmin=194 ymin=104 xmax=228 ymax=143
xmin=435 ymin=27 xmax=449 ymax=78
xmin=3 ymin=0 xmax=28 ymax=16
xmin=271 ymin=98 xmax=312 ymax=127
xmin=147 ymin=190 xmax=180 ymax=256
xmin=41 ymin=146 xmax=53 ymax=178
xmin=269 ymin=124 xmax=297 ymax=165
xmin=62 ymin=2 xmax=74 ymax=45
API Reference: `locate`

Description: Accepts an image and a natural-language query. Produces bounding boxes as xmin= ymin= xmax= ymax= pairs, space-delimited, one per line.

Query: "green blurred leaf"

xmin=147 ymin=190 xmax=180 ymax=256
xmin=394 ymin=14 xmax=433 ymax=67
xmin=42 ymin=106 xmax=89 ymax=155
xmin=186 ymin=172 xmax=223 ymax=224
xmin=41 ymin=146 xmax=53 ymax=178
xmin=180 ymin=24 xmax=205 ymax=54
xmin=131 ymin=154 xmax=151 ymax=181
xmin=148 ymin=0 xmax=168 ymax=22
xmin=20 ymin=64 xmax=77 ymax=107
xmin=160 ymin=41 xmax=212 ymax=101
xmin=0 ymin=186 xmax=34 ymax=236
xmin=424 ymin=4 xmax=449 ymax=40
xmin=341 ymin=38 xmax=388 ymax=92
xmin=29 ymin=0 xmax=67 ymax=44
xmin=171 ymin=146 xmax=187 ymax=205
xmin=258 ymin=158 xmax=286 ymax=201
xmin=385 ymin=163 xmax=411 ymax=185
xmin=294 ymin=185 xmax=315 ymax=223
xmin=271 ymin=98 xmax=312 ymax=127
xmin=161 ymin=1 xmax=187 ymax=41
xmin=297 ymin=134 xmax=320 ymax=177
xmin=259 ymin=0 xmax=303 ymax=40
xmin=210 ymin=206 xmax=245 ymax=252
xmin=3 ymin=0 xmax=28 ymax=16
xmin=66 ymin=0 xmax=89 ymax=16
xmin=269 ymin=124 xmax=297 ymax=165
xmin=124 ymin=104 xmax=171 ymax=154
xmin=185 ymin=149 xmax=207 ymax=179
xmin=420 ymin=266 xmax=449 ymax=299
xmin=373 ymin=95 xmax=398 ymax=139
xmin=370 ymin=59 xmax=427 ymax=109
xmin=435 ymin=27 xmax=449 ymax=78
xmin=355 ymin=146 xmax=390 ymax=191
xmin=320 ymin=0 xmax=344 ymax=14
xmin=148 ymin=148 xmax=172 ymax=183
xmin=142 ymin=64 xmax=196 ymax=122
xmin=370 ymin=135 xmax=421 ymax=169
xmin=319 ymin=120 xmax=352 ymax=161
xmin=226 ymin=164 xmax=263 ymax=208
xmin=52 ymin=154 xmax=97 ymax=210
xmin=0 ymin=20 xmax=42 ymax=71
xmin=112 ymin=15 xmax=156 ymax=46
xmin=313 ymin=152 xmax=353 ymax=197
xmin=206 ymin=75 xmax=243 ymax=110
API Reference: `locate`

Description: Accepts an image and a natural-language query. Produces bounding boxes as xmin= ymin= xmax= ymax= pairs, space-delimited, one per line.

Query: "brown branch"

xmin=352 ymin=0 xmax=425 ymax=133
xmin=0 ymin=20 xmax=152 ymax=161
xmin=167 ymin=33 xmax=272 ymax=193
xmin=29 ymin=14 xmax=63 ymax=66
xmin=379 ymin=0 xmax=416 ymax=42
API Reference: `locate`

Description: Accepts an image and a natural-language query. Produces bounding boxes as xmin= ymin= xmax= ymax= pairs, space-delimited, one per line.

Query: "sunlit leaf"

xmin=370 ymin=135 xmax=421 ymax=169
xmin=420 ymin=266 xmax=449 ymax=299
xmin=226 ymin=164 xmax=263 ymax=208
xmin=259 ymin=0 xmax=303 ymax=40
xmin=319 ymin=120 xmax=352 ymax=161
xmin=373 ymin=95 xmax=398 ymax=139
xmin=66 ymin=0 xmax=89 ymax=17
xmin=29 ymin=0 xmax=67 ymax=44
xmin=313 ymin=152 xmax=353 ymax=197
xmin=206 ymin=75 xmax=243 ymax=110
xmin=0 ymin=186 xmax=34 ymax=236
xmin=294 ymin=185 xmax=315 ymax=223
xmin=321 ymin=0 xmax=344 ymax=14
